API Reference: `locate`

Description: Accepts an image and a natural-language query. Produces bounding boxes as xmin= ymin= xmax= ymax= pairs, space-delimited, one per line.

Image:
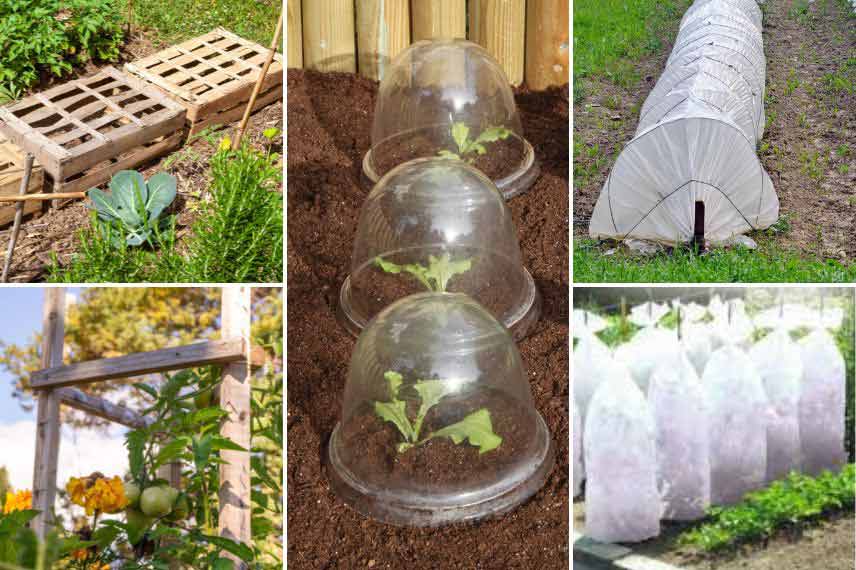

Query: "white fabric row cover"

xmin=589 ymin=0 xmax=779 ymax=244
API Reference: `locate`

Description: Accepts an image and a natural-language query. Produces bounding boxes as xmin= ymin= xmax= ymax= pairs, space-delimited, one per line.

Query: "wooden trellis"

xmin=0 ymin=67 xmax=185 ymax=194
xmin=30 ymin=287 xmax=259 ymax=568
xmin=0 ymin=138 xmax=43 ymax=225
xmin=124 ymin=28 xmax=284 ymax=136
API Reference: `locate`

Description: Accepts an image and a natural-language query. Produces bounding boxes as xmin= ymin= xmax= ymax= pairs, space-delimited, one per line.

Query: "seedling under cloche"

xmin=362 ymin=40 xmax=539 ymax=199
xmin=328 ymin=293 xmax=555 ymax=527
xmin=339 ymin=158 xmax=540 ymax=340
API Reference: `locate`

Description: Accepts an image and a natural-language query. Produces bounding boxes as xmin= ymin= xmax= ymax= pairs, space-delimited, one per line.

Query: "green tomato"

xmin=169 ymin=493 xmax=191 ymax=520
xmin=194 ymin=390 xmax=213 ymax=409
xmin=124 ymin=482 xmax=141 ymax=507
xmin=140 ymin=486 xmax=174 ymax=518
xmin=125 ymin=508 xmax=153 ymax=545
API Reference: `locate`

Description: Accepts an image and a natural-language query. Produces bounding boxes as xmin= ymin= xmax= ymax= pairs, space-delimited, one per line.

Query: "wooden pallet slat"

xmin=0 ymin=138 xmax=44 ymax=225
xmin=124 ymin=28 xmax=283 ymax=135
xmin=0 ymin=66 xmax=185 ymax=191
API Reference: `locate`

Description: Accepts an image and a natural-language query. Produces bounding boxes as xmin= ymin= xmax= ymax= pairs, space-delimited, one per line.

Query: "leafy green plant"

xmin=181 ymin=142 xmax=283 ymax=282
xmin=374 ymin=372 xmax=502 ymax=454
xmin=0 ymin=0 xmax=124 ymax=96
xmin=87 ymin=170 xmax=177 ymax=247
xmin=437 ymin=122 xmax=511 ymax=162
xmin=680 ymin=464 xmax=855 ymax=552
xmin=375 ymin=253 xmax=471 ymax=292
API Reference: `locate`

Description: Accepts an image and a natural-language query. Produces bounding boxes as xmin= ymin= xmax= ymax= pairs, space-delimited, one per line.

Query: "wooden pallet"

xmin=0 ymin=67 xmax=186 ymax=193
xmin=0 ymin=138 xmax=44 ymax=226
xmin=125 ymin=28 xmax=283 ymax=136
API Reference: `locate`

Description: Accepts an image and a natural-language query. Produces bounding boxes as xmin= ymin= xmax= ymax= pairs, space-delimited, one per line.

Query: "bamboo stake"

xmin=356 ymin=0 xmax=410 ymax=81
xmin=233 ymin=11 xmax=284 ymax=149
xmin=127 ymin=0 xmax=133 ymax=36
xmin=412 ymin=0 xmax=466 ymax=41
xmin=32 ymin=289 xmax=65 ymax=539
xmin=0 ymin=192 xmax=85 ymax=203
xmin=287 ymin=0 xmax=303 ymax=68
xmin=1 ymin=153 xmax=33 ymax=283
xmin=469 ymin=0 xmax=526 ymax=86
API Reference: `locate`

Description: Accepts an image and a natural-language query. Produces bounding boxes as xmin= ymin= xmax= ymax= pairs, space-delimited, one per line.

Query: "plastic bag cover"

xmin=703 ymin=344 xmax=768 ymax=504
xmin=648 ymin=350 xmax=711 ymax=520
xmin=799 ymin=330 xmax=847 ymax=476
xmin=614 ymin=327 xmax=680 ymax=393
xmin=584 ymin=367 xmax=660 ymax=542
xmin=589 ymin=0 xmax=778 ymax=243
xmin=749 ymin=329 xmax=802 ymax=482
xmin=573 ymin=332 xmax=616 ymax=426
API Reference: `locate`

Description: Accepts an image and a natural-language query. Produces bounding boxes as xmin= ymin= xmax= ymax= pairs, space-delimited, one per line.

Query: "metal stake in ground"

xmin=1 ymin=153 xmax=34 ymax=283
xmin=233 ymin=11 xmax=284 ymax=149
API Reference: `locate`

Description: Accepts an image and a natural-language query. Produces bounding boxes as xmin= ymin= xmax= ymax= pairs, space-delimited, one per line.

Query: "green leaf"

xmin=145 ymin=172 xmax=177 ymax=221
xmin=451 ymin=122 xmax=470 ymax=154
xmin=125 ymin=430 xmax=147 ymax=482
xmin=374 ymin=400 xmax=414 ymax=443
xmin=423 ymin=253 xmax=472 ymax=291
xmin=133 ymin=382 xmax=159 ymax=399
xmin=384 ymin=371 xmax=403 ymax=396
xmin=110 ymin=170 xmax=147 ymax=220
xmin=210 ymin=436 xmax=248 ymax=453
xmin=193 ymin=434 xmax=214 ymax=470
xmin=437 ymin=149 xmax=461 ymax=160
xmin=200 ymin=535 xmax=254 ymax=562
xmin=474 ymin=126 xmax=511 ymax=144
xmin=428 ymin=408 xmax=502 ymax=454
xmin=411 ymin=379 xmax=450 ymax=436
xmin=262 ymin=127 xmax=280 ymax=140
xmin=213 ymin=558 xmax=234 ymax=570
xmin=154 ymin=437 xmax=189 ymax=469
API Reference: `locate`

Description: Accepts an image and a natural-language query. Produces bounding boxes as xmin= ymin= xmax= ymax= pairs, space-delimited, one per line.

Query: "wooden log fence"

xmin=289 ymin=0 xmax=569 ymax=88
xmin=29 ymin=287 xmax=264 ymax=569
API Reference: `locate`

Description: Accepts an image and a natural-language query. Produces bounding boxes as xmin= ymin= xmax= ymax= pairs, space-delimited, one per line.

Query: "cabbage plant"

xmin=87 ymin=170 xmax=177 ymax=247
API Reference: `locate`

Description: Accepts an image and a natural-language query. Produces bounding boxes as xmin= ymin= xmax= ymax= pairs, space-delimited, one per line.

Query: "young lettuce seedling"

xmin=375 ymin=252 xmax=472 ymax=292
xmin=374 ymin=371 xmax=502 ymax=454
xmin=438 ymin=122 xmax=511 ymax=163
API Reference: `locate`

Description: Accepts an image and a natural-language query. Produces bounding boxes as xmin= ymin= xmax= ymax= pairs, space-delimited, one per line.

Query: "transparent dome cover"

xmin=363 ymin=40 xmax=539 ymax=199
xmin=339 ymin=158 xmax=540 ymax=339
xmin=328 ymin=293 xmax=555 ymax=526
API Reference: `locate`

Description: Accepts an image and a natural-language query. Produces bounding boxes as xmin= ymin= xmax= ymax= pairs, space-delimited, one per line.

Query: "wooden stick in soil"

xmin=127 ymin=0 xmax=133 ymax=36
xmin=1 ymin=153 xmax=34 ymax=283
xmin=0 ymin=191 xmax=86 ymax=203
xmin=233 ymin=11 xmax=284 ymax=149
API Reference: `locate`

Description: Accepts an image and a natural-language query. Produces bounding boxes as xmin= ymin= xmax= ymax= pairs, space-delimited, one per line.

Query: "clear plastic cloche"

xmin=362 ymin=40 xmax=539 ymax=199
xmin=327 ymin=293 xmax=555 ymax=527
xmin=339 ymin=158 xmax=540 ymax=339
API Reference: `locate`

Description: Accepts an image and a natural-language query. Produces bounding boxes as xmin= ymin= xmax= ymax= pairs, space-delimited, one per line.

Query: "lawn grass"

xmin=132 ymin=0 xmax=280 ymax=46
xmin=573 ymin=0 xmax=691 ymax=84
xmin=574 ymin=240 xmax=856 ymax=283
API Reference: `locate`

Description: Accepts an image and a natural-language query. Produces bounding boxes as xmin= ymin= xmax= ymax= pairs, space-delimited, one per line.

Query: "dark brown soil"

xmin=573 ymin=0 xmax=855 ymax=262
xmin=337 ymin=391 xmax=535 ymax=491
xmin=372 ymin=130 xmax=526 ymax=181
xmin=287 ymin=68 xmax=569 ymax=569
xmin=0 ymin=32 xmax=284 ymax=282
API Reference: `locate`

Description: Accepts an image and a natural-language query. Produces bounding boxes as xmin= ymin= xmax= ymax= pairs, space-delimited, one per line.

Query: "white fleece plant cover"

xmin=589 ymin=0 xmax=779 ymax=244
xmin=584 ymin=367 xmax=660 ymax=542
xmin=749 ymin=328 xmax=803 ymax=482
xmin=573 ymin=399 xmax=584 ymax=497
xmin=799 ymin=330 xmax=847 ymax=476
xmin=703 ymin=344 xmax=768 ymax=505
xmin=648 ymin=349 xmax=711 ymax=520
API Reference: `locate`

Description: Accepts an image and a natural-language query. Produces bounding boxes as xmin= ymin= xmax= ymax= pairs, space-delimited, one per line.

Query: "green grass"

xmin=132 ymin=0 xmax=279 ymax=46
xmin=574 ymin=240 xmax=856 ymax=283
xmin=573 ymin=0 xmax=691 ymax=81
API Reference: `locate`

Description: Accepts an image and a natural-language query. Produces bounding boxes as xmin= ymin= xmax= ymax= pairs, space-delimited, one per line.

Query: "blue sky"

xmin=0 ymin=288 xmax=46 ymax=423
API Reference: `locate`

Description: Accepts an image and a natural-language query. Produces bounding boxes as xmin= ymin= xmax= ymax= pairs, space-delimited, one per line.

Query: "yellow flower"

xmin=219 ymin=136 xmax=232 ymax=152
xmin=3 ymin=489 xmax=32 ymax=514
xmin=65 ymin=475 xmax=129 ymax=516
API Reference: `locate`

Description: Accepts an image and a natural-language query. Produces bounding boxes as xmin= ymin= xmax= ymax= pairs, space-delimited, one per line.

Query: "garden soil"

xmin=0 ymin=31 xmax=283 ymax=282
xmin=287 ymin=69 xmax=569 ymax=569
xmin=574 ymin=0 xmax=855 ymax=261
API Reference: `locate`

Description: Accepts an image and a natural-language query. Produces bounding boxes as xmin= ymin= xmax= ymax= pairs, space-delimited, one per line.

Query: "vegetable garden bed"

xmin=287 ymin=68 xmax=569 ymax=568
xmin=0 ymin=9 xmax=283 ymax=283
